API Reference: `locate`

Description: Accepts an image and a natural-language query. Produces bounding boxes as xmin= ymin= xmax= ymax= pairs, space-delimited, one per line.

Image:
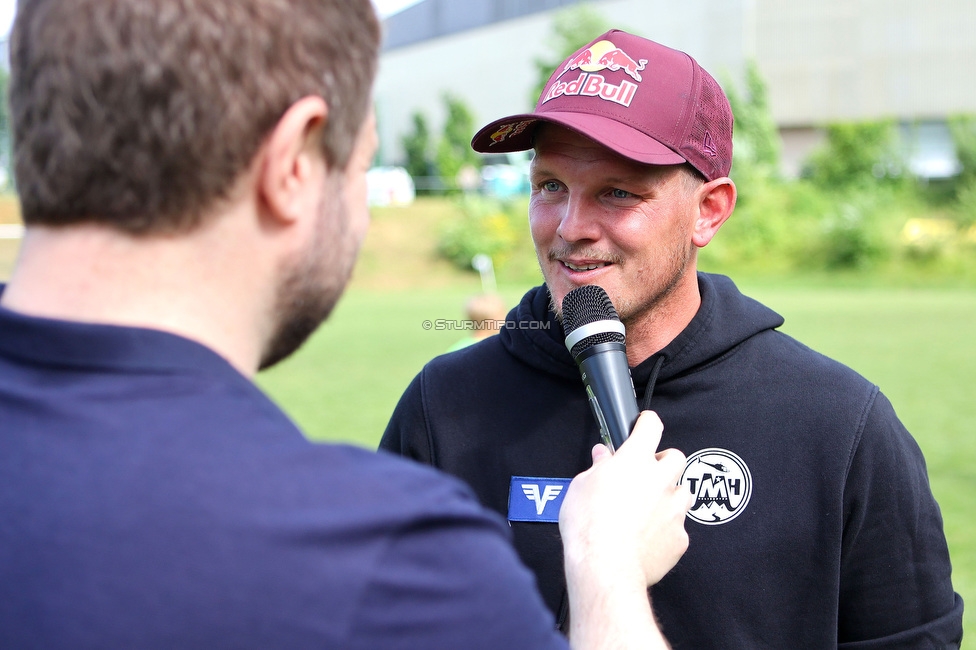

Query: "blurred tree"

xmin=948 ymin=114 xmax=976 ymax=183
xmin=948 ymin=113 xmax=976 ymax=226
xmin=725 ymin=61 xmax=781 ymax=183
xmin=436 ymin=93 xmax=480 ymax=191
xmin=530 ymin=4 xmax=611 ymax=108
xmin=401 ymin=111 xmax=433 ymax=184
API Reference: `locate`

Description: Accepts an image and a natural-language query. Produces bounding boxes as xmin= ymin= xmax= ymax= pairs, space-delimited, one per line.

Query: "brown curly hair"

xmin=10 ymin=0 xmax=381 ymax=235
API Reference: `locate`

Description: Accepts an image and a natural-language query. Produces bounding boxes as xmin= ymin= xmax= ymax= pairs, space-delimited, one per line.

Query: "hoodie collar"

xmin=499 ymin=273 xmax=785 ymax=391
xmin=497 ymin=283 xmax=578 ymax=381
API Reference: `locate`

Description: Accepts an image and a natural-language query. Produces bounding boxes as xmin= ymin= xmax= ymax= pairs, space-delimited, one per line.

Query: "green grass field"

xmin=2 ymin=194 xmax=973 ymax=639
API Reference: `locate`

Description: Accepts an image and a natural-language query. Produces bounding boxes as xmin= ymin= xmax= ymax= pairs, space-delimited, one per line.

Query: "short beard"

xmin=258 ymin=185 xmax=354 ymax=371
xmin=542 ymin=240 xmax=696 ymax=327
xmin=543 ymin=245 xmax=623 ymax=321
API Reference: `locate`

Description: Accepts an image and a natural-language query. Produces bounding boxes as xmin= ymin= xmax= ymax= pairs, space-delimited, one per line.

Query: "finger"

xmin=656 ymin=447 xmax=688 ymax=481
xmin=665 ymin=470 xmax=695 ymax=511
xmin=623 ymin=410 xmax=664 ymax=453
xmin=590 ymin=443 xmax=612 ymax=466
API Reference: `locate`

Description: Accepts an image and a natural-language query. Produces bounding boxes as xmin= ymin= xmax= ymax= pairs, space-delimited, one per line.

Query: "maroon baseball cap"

xmin=471 ymin=30 xmax=733 ymax=181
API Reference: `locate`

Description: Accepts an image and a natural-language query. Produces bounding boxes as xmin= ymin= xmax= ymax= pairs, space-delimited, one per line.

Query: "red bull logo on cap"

xmin=488 ymin=120 xmax=534 ymax=146
xmin=545 ymin=40 xmax=647 ymax=108
xmin=559 ymin=40 xmax=648 ymax=82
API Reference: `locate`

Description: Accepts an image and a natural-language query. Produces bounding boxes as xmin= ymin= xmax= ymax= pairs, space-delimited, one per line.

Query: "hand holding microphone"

xmin=558 ymin=286 xmax=690 ymax=647
xmin=559 ymin=284 xmax=689 ymax=580
xmin=559 ymin=411 xmax=690 ymax=648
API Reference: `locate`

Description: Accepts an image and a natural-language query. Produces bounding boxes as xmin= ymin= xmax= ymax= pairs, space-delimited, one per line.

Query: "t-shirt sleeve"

xmin=838 ymin=391 xmax=963 ymax=647
xmin=341 ymin=493 xmax=568 ymax=650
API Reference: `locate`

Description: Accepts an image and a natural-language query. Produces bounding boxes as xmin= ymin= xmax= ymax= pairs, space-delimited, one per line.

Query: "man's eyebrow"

xmin=528 ymin=157 xmax=556 ymax=178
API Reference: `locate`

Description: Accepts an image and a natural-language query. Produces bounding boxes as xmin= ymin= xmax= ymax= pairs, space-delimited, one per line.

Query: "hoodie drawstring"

xmin=639 ymin=355 xmax=665 ymax=412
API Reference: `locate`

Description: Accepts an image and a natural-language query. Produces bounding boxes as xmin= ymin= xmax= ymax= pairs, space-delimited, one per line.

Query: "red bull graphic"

xmin=548 ymin=40 xmax=647 ymax=108
xmin=597 ymin=48 xmax=646 ymax=82
xmin=557 ymin=40 xmax=648 ymax=82
xmin=487 ymin=120 xmax=533 ymax=146
xmin=490 ymin=124 xmax=515 ymax=144
xmin=560 ymin=49 xmax=593 ymax=76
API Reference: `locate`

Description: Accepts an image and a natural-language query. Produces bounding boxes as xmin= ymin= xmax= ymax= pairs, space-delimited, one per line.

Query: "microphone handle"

xmin=576 ymin=342 xmax=640 ymax=452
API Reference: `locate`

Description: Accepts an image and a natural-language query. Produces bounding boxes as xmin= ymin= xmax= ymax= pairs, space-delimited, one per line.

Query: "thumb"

xmin=617 ymin=411 xmax=664 ymax=456
xmin=590 ymin=443 xmax=612 ymax=466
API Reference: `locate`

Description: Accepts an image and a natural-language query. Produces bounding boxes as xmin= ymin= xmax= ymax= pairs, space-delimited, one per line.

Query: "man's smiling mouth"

xmin=561 ymin=261 xmax=610 ymax=272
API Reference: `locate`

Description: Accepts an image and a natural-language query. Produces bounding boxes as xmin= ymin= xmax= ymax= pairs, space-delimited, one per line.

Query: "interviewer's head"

xmin=10 ymin=0 xmax=380 ymax=235
xmin=8 ymin=0 xmax=382 ymax=371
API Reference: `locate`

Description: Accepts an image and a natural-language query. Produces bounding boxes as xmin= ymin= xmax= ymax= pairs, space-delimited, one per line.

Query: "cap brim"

xmin=471 ymin=111 xmax=687 ymax=166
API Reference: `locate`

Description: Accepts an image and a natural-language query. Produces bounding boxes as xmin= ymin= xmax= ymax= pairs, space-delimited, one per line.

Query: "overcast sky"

xmin=0 ymin=0 xmax=424 ymax=38
xmin=0 ymin=1 xmax=13 ymax=38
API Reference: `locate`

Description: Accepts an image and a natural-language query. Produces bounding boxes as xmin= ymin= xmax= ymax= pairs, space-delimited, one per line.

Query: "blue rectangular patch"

xmin=508 ymin=476 xmax=573 ymax=523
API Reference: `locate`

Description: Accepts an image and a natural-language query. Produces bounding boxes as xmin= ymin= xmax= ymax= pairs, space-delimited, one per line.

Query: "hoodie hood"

xmin=499 ymin=273 xmax=785 ymax=399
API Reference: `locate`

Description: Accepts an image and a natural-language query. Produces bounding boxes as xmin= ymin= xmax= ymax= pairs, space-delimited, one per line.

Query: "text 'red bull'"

xmin=542 ymin=72 xmax=638 ymax=108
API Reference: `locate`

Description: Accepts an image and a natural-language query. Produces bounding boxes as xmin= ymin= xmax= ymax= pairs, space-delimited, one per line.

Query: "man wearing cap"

xmin=381 ymin=30 xmax=963 ymax=647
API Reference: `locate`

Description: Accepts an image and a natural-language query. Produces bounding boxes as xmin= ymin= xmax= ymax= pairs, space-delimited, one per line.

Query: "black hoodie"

xmin=381 ymin=273 xmax=962 ymax=648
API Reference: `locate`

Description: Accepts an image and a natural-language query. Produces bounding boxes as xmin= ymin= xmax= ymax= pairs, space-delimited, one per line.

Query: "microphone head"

xmin=561 ymin=285 xmax=625 ymax=358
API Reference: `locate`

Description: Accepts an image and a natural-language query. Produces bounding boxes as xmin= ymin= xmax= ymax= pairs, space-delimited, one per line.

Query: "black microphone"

xmin=561 ymin=285 xmax=640 ymax=453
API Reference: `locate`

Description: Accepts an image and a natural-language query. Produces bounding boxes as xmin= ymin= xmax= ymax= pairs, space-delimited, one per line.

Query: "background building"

xmin=373 ymin=0 xmax=976 ymax=179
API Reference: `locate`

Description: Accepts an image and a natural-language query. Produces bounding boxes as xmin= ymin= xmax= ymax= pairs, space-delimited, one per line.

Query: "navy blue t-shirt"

xmin=0 ymin=295 xmax=566 ymax=649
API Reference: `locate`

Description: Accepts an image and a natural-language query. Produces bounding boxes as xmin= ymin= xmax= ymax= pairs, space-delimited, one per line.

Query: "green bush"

xmin=814 ymin=196 xmax=890 ymax=269
xmin=954 ymin=177 xmax=976 ymax=228
xmin=703 ymin=179 xmax=946 ymax=275
xmin=802 ymin=121 xmax=907 ymax=191
xmin=702 ymin=177 xmax=828 ymax=273
xmin=437 ymin=196 xmax=528 ymax=271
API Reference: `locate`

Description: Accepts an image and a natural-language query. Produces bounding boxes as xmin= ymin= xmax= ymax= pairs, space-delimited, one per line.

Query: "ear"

xmin=692 ymin=177 xmax=737 ymax=248
xmin=257 ymin=96 xmax=329 ymax=225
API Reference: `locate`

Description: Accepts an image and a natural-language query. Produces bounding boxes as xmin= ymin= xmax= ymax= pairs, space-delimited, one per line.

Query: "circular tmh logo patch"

xmin=680 ymin=448 xmax=752 ymax=526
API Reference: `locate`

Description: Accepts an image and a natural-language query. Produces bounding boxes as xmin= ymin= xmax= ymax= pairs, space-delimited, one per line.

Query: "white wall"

xmin=756 ymin=0 xmax=976 ymax=126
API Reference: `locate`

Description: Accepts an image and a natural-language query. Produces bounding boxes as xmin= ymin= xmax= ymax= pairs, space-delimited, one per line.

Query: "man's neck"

xmin=1 ymin=220 xmax=271 ymax=377
xmin=621 ymin=271 xmax=702 ymax=367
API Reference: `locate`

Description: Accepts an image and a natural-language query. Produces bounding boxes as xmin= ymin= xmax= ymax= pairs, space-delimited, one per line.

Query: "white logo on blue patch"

xmin=680 ymin=448 xmax=752 ymax=525
xmin=508 ymin=476 xmax=572 ymax=523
